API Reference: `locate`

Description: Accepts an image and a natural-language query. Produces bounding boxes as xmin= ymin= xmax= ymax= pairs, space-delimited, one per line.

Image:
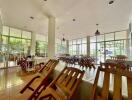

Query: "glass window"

xmin=21 ymin=39 xmax=31 ymax=55
xmin=73 ymin=40 xmax=76 ymax=44
xmin=36 ymin=34 xmax=47 ymax=41
xmin=9 ymin=37 xmax=22 ymax=54
xmin=56 ymin=38 xmax=61 ymax=44
xmin=72 ymin=45 xmax=77 ymax=55
xmin=10 ymin=28 xmax=21 ymax=37
xmin=36 ymin=41 xmax=47 ymax=57
xmin=69 ymin=38 xmax=87 ymax=55
xmin=77 ymin=39 xmax=81 ymax=44
xmin=82 ymin=38 xmax=87 ymax=43
xmin=114 ymin=40 xmax=126 ymax=55
xmin=115 ymin=31 xmax=127 ymax=40
xmin=90 ymin=43 xmax=96 ymax=57
xmin=90 ymin=36 xmax=96 ymax=42
xmin=3 ymin=26 xmax=9 ymax=35
xmin=2 ymin=36 xmax=8 ymax=44
xmin=69 ymin=45 xmax=72 ymax=55
xmin=22 ymin=39 xmax=31 ymax=46
xmin=97 ymin=35 xmax=104 ymax=42
xmin=105 ymin=33 xmax=114 ymax=41
xmin=82 ymin=44 xmax=87 ymax=55
xmin=62 ymin=41 xmax=66 ymax=45
xmin=22 ymin=31 xmax=31 ymax=39
xmin=69 ymin=40 xmax=72 ymax=45
xmin=9 ymin=37 xmax=22 ymax=48
xmin=55 ymin=38 xmax=66 ymax=54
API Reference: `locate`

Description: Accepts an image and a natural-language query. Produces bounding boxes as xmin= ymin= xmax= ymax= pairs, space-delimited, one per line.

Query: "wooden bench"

xmin=20 ymin=59 xmax=59 ymax=99
xmin=90 ymin=66 xmax=132 ymax=100
xmin=38 ymin=67 xmax=85 ymax=100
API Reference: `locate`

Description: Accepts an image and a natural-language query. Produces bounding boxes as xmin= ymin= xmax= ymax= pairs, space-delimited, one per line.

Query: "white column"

xmin=48 ymin=16 xmax=55 ymax=59
xmin=66 ymin=40 xmax=69 ymax=54
xmin=127 ymin=23 xmax=132 ymax=60
xmin=87 ymin=36 xmax=90 ymax=56
xmin=30 ymin=32 xmax=36 ymax=56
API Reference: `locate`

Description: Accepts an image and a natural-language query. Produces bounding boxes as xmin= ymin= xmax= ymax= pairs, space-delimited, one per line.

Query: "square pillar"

xmin=66 ymin=40 xmax=69 ymax=54
xmin=87 ymin=36 xmax=90 ymax=56
xmin=48 ymin=16 xmax=55 ymax=59
xmin=30 ymin=32 xmax=36 ymax=56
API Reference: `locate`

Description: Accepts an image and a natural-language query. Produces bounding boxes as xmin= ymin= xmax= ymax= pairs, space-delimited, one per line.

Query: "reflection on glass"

xmin=105 ymin=33 xmax=114 ymax=41
xmin=2 ymin=26 xmax=9 ymax=36
xmin=96 ymin=42 xmax=105 ymax=64
xmin=0 ymin=44 xmax=8 ymax=68
xmin=55 ymin=39 xmax=66 ymax=55
xmin=115 ymin=40 xmax=126 ymax=55
xmin=82 ymin=38 xmax=87 ymax=43
xmin=90 ymin=43 xmax=96 ymax=57
xmin=22 ymin=39 xmax=31 ymax=56
xmin=97 ymin=35 xmax=104 ymax=42
xmin=10 ymin=28 xmax=21 ymax=37
xmin=22 ymin=31 xmax=31 ymax=39
xmin=90 ymin=36 xmax=96 ymax=42
xmin=69 ymin=38 xmax=87 ymax=55
xmin=90 ymin=31 xmax=127 ymax=64
xmin=82 ymin=44 xmax=87 ymax=55
xmin=105 ymin=41 xmax=115 ymax=59
xmin=36 ymin=41 xmax=47 ymax=57
xmin=115 ymin=31 xmax=127 ymax=40
xmin=2 ymin=36 xmax=8 ymax=44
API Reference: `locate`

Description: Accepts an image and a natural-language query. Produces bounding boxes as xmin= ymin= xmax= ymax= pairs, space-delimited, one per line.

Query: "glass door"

xmin=105 ymin=41 xmax=115 ymax=59
xmin=114 ymin=40 xmax=126 ymax=55
xmin=8 ymin=37 xmax=22 ymax=67
xmin=97 ymin=42 xmax=105 ymax=64
xmin=0 ymin=44 xmax=8 ymax=68
xmin=76 ymin=44 xmax=81 ymax=55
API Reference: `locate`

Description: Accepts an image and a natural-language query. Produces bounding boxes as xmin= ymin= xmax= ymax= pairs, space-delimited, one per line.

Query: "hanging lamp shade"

xmin=95 ymin=29 xmax=100 ymax=35
xmin=62 ymin=34 xmax=66 ymax=41
xmin=95 ymin=24 xmax=100 ymax=35
xmin=62 ymin=37 xmax=66 ymax=41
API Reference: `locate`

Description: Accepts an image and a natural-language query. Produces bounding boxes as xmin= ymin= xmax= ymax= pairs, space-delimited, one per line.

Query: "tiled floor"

xmin=0 ymin=61 xmax=128 ymax=100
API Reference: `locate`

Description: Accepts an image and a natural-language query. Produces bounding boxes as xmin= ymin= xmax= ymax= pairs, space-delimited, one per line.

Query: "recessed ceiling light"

xmin=73 ymin=19 xmax=76 ymax=21
xmin=30 ymin=16 xmax=34 ymax=19
xmin=109 ymin=0 xmax=114 ymax=5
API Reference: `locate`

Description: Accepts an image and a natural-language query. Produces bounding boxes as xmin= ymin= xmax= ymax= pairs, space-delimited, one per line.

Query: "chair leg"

xmin=28 ymin=79 xmax=51 ymax=100
xmin=20 ymin=75 xmax=40 ymax=94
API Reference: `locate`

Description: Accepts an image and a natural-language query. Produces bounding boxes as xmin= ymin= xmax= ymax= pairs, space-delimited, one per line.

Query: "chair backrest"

xmin=39 ymin=59 xmax=59 ymax=73
xmin=110 ymin=55 xmax=128 ymax=61
xmin=55 ymin=67 xmax=84 ymax=99
xmin=39 ymin=67 xmax=85 ymax=100
xmin=90 ymin=66 xmax=132 ymax=100
xmin=101 ymin=60 xmax=127 ymax=70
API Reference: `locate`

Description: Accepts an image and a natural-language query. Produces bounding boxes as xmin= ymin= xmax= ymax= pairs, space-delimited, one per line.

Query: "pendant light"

xmin=95 ymin=24 xmax=100 ymax=35
xmin=62 ymin=34 xmax=66 ymax=41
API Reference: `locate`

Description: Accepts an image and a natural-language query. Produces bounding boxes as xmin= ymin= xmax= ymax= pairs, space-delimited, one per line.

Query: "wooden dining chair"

xmin=78 ymin=56 xmax=95 ymax=70
xmin=20 ymin=59 xmax=59 ymax=99
xmin=90 ymin=66 xmax=132 ymax=100
xmin=101 ymin=59 xmax=128 ymax=70
xmin=38 ymin=67 xmax=85 ymax=100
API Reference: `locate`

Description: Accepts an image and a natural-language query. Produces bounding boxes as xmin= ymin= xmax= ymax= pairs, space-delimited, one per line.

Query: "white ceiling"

xmin=0 ymin=0 xmax=132 ymax=40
